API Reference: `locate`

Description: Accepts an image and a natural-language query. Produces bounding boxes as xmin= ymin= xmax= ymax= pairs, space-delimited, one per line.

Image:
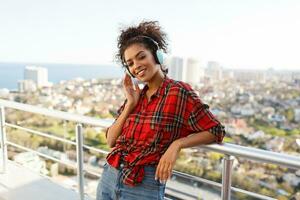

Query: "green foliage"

xmin=204 ymin=171 xmax=221 ymax=182
xmin=207 ymin=152 xmax=223 ymax=161
xmin=223 ymin=137 xmax=234 ymax=143
xmin=277 ymin=196 xmax=289 ymax=200
xmin=260 ymin=188 xmax=274 ymax=197
xmin=234 ymin=192 xmax=249 ymax=200
xmin=254 ymin=125 xmax=287 ymax=137
xmin=288 ymin=129 xmax=300 ymax=136
xmin=97 ymin=132 xmax=108 ymax=144
xmin=174 ymin=161 xmax=204 ymax=177
xmin=265 ymin=163 xmax=278 ymax=171
xmin=284 ymin=108 xmax=294 ymax=122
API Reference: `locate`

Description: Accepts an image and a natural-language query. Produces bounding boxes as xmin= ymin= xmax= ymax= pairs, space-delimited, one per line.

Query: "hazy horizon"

xmin=1 ymin=61 xmax=300 ymax=71
xmin=1 ymin=0 xmax=300 ymax=70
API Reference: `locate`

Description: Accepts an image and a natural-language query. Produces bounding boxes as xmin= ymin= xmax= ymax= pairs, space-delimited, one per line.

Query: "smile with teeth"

xmin=136 ymin=69 xmax=146 ymax=76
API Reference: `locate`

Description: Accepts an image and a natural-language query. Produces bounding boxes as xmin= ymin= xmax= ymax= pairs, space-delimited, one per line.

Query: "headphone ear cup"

xmin=156 ymin=49 xmax=164 ymax=64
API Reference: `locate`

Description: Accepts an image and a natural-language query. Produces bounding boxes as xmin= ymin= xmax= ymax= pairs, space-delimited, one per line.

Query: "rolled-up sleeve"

xmin=184 ymin=90 xmax=226 ymax=144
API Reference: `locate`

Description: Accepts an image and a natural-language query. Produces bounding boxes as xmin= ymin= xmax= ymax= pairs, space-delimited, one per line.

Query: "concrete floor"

xmin=0 ymin=161 xmax=92 ymax=200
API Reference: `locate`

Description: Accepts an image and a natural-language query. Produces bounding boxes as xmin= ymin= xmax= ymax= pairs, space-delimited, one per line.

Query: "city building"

xmin=166 ymin=56 xmax=184 ymax=81
xmin=183 ymin=58 xmax=204 ymax=84
xmin=233 ymin=69 xmax=266 ymax=83
xmin=18 ymin=79 xmax=37 ymax=92
xmin=206 ymin=61 xmax=223 ymax=80
xmin=24 ymin=66 xmax=49 ymax=88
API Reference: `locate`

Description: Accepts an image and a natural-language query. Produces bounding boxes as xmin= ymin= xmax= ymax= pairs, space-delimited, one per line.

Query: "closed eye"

xmin=125 ymin=51 xmax=145 ymax=67
xmin=127 ymin=55 xmax=146 ymax=67
xmin=138 ymin=55 xmax=146 ymax=60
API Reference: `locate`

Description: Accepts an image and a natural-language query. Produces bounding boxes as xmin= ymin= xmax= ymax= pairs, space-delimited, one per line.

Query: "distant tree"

xmin=285 ymin=108 xmax=294 ymax=122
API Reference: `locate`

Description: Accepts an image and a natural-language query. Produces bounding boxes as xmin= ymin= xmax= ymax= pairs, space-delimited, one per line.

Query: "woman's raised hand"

xmin=123 ymin=73 xmax=141 ymax=109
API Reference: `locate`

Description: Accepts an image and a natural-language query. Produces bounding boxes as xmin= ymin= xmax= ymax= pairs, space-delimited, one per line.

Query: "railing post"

xmin=76 ymin=123 xmax=85 ymax=200
xmin=0 ymin=106 xmax=7 ymax=173
xmin=221 ymin=155 xmax=234 ymax=200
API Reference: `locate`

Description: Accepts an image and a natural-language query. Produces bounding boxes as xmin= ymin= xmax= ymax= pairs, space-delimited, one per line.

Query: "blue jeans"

xmin=96 ymin=161 xmax=166 ymax=200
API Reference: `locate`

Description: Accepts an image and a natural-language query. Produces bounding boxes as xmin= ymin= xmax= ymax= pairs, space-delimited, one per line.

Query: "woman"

xmin=96 ymin=21 xmax=226 ymax=200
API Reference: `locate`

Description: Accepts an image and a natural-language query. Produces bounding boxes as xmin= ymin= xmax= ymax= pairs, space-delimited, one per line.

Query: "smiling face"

xmin=124 ymin=43 xmax=162 ymax=82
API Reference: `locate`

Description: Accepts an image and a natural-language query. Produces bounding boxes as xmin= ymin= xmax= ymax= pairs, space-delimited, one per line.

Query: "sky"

xmin=0 ymin=0 xmax=300 ymax=69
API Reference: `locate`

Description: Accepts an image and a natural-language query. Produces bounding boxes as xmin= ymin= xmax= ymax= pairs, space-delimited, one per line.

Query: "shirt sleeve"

xmin=184 ymin=89 xmax=226 ymax=144
xmin=105 ymin=99 xmax=127 ymax=138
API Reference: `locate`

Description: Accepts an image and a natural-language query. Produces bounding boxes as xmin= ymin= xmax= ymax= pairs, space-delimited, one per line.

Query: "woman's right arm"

xmin=106 ymin=102 xmax=134 ymax=148
xmin=106 ymin=74 xmax=141 ymax=148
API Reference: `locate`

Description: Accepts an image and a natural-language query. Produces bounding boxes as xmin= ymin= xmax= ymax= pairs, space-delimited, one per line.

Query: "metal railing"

xmin=1 ymin=99 xmax=300 ymax=200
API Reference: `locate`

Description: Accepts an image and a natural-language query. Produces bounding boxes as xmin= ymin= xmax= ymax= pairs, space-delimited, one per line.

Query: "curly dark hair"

xmin=115 ymin=20 xmax=169 ymax=73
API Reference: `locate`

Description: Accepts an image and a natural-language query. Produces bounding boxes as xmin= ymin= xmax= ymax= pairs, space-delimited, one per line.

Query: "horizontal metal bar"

xmin=6 ymin=141 xmax=77 ymax=169
xmin=172 ymin=170 xmax=276 ymax=200
xmin=7 ymin=123 xmax=110 ymax=156
xmin=6 ymin=123 xmax=77 ymax=146
xmin=231 ymin=187 xmax=276 ymax=200
xmin=1 ymin=99 xmax=300 ymax=200
xmin=199 ymin=143 xmax=300 ymax=170
xmin=83 ymin=145 xmax=109 ymax=155
xmin=84 ymin=169 xmax=101 ymax=178
xmin=0 ymin=99 xmax=113 ymax=127
xmin=7 ymin=139 xmax=275 ymax=200
xmin=2 ymin=99 xmax=300 ymax=170
xmin=6 ymin=123 xmax=109 ymax=156
xmin=165 ymin=186 xmax=200 ymax=199
xmin=7 ymin=138 xmax=276 ymax=200
xmin=173 ymin=170 xmax=222 ymax=188
xmin=6 ymin=138 xmax=280 ymax=200
xmin=7 ymin=141 xmax=103 ymax=179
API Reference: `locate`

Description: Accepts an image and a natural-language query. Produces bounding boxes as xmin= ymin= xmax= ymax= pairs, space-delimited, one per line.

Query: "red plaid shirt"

xmin=106 ymin=76 xmax=226 ymax=186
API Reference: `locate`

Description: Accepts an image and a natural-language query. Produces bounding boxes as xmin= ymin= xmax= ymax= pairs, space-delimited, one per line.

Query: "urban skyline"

xmin=1 ymin=0 xmax=300 ymax=69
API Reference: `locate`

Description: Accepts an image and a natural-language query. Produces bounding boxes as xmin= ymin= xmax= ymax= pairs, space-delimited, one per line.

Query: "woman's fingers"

xmin=123 ymin=74 xmax=133 ymax=88
xmin=134 ymin=82 xmax=141 ymax=92
xmin=122 ymin=74 xmax=141 ymax=108
xmin=162 ymin=162 xmax=171 ymax=182
xmin=159 ymin=162 xmax=165 ymax=182
xmin=123 ymin=75 xmax=135 ymax=97
xmin=155 ymin=162 xmax=160 ymax=180
xmin=167 ymin=163 xmax=173 ymax=180
xmin=155 ymin=160 xmax=173 ymax=183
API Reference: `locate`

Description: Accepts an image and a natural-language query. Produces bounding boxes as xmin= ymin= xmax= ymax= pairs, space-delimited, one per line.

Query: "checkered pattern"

xmin=106 ymin=76 xmax=226 ymax=186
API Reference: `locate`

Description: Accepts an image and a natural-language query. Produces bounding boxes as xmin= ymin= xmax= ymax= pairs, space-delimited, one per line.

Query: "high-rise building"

xmin=18 ymin=79 xmax=37 ymax=92
xmin=206 ymin=61 xmax=223 ymax=80
xmin=234 ymin=70 xmax=266 ymax=82
xmin=24 ymin=66 xmax=49 ymax=88
xmin=183 ymin=58 xmax=204 ymax=84
xmin=222 ymin=70 xmax=235 ymax=80
xmin=166 ymin=56 xmax=184 ymax=81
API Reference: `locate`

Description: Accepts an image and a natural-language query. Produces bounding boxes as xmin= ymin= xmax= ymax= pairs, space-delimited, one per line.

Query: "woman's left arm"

xmin=155 ymin=83 xmax=226 ymax=183
xmin=155 ymin=131 xmax=216 ymax=183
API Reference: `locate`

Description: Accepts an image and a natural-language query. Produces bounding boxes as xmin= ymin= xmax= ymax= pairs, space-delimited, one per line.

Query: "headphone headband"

xmin=138 ymin=35 xmax=159 ymax=49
